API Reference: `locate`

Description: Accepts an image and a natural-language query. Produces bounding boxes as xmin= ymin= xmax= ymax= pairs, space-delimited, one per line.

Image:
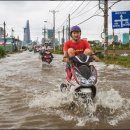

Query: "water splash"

xmin=28 ymin=90 xmax=73 ymax=109
xmin=96 ymin=88 xmax=130 ymax=126
xmin=108 ymin=111 xmax=130 ymax=126
xmin=96 ymin=88 xmax=125 ymax=111
xmin=28 ymin=87 xmax=130 ymax=127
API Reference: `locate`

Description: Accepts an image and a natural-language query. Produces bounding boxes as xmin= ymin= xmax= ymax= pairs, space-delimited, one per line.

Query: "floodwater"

xmin=0 ymin=51 xmax=130 ymax=129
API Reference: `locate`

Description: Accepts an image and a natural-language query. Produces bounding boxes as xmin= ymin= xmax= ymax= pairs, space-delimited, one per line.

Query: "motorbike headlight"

xmin=74 ymin=70 xmax=96 ymax=86
xmin=74 ymin=71 xmax=86 ymax=84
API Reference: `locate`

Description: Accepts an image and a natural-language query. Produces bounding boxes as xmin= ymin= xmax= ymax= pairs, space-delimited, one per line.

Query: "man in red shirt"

xmin=63 ymin=25 xmax=100 ymax=62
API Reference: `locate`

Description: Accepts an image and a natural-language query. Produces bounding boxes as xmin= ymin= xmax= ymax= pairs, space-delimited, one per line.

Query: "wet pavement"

xmin=0 ymin=51 xmax=130 ymax=129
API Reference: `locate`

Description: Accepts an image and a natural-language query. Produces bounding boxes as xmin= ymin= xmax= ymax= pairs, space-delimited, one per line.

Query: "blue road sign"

xmin=112 ymin=11 xmax=130 ymax=29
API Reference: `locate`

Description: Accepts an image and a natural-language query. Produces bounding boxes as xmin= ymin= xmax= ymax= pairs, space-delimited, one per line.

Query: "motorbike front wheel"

xmin=60 ymin=83 xmax=68 ymax=93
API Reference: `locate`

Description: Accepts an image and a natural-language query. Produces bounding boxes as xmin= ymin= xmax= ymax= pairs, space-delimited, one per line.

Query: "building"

xmin=122 ymin=33 xmax=129 ymax=44
xmin=0 ymin=27 xmax=4 ymax=36
xmin=0 ymin=37 xmax=20 ymax=52
xmin=108 ymin=35 xmax=118 ymax=44
xmin=23 ymin=20 xmax=31 ymax=45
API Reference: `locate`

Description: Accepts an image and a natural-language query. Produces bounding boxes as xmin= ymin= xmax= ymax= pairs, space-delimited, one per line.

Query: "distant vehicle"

xmin=27 ymin=44 xmax=33 ymax=52
xmin=41 ymin=50 xmax=53 ymax=64
xmin=34 ymin=44 xmax=41 ymax=53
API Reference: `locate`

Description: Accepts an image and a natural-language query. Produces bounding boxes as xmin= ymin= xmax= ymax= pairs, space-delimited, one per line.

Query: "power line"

xmin=54 ymin=1 xmax=65 ymax=10
xmin=53 ymin=2 xmax=75 ymax=32
xmin=54 ymin=1 xmax=62 ymax=10
xmin=71 ymin=3 xmax=99 ymax=20
xmin=53 ymin=2 xmax=76 ymax=33
xmin=56 ymin=1 xmax=92 ymax=35
xmin=70 ymin=1 xmax=85 ymax=16
xmin=74 ymin=1 xmax=91 ymax=16
xmin=55 ymin=1 xmax=86 ymax=32
xmin=109 ymin=0 xmax=122 ymax=9
xmin=55 ymin=18 xmax=68 ymax=32
xmin=58 ymin=1 xmax=74 ymax=12
xmin=66 ymin=1 xmax=78 ymax=16
xmin=77 ymin=9 xmax=102 ymax=25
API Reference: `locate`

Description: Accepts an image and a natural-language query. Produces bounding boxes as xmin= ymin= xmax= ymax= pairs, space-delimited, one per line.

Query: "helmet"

xmin=44 ymin=42 xmax=48 ymax=45
xmin=70 ymin=25 xmax=81 ymax=33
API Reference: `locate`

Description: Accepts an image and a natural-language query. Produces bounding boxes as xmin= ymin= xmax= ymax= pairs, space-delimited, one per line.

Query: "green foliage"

xmin=107 ymin=43 xmax=129 ymax=50
xmin=96 ymin=52 xmax=104 ymax=59
xmin=53 ymin=49 xmax=63 ymax=54
xmin=0 ymin=46 xmax=6 ymax=58
xmin=102 ymin=55 xmax=130 ymax=68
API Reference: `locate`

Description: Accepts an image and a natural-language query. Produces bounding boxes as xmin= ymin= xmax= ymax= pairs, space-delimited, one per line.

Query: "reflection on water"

xmin=0 ymin=51 xmax=130 ymax=129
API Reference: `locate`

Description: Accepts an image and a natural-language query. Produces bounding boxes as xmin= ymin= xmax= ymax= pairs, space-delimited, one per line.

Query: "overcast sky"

xmin=0 ymin=0 xmax=130 ymax=42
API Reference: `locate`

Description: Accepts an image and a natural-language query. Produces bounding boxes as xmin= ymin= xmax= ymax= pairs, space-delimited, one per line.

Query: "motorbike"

xmin=60 ymin=53 xmax=97 ymax=104
xmin=34 ymin=45 xmax=41 ymax=53
xmin=41 ymin=50 xmax=53 ymax=64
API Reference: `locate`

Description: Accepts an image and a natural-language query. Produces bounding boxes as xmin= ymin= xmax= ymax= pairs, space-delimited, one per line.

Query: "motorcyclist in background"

xmin=40 ymin=42 xmax=53 ymax=58
xmin=42 ymin=42 xmax=51 ymax=51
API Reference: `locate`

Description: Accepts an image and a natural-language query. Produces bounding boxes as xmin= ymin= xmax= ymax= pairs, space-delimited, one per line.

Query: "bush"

xmin=53 ymin=49 xmax=63 ymax=54
xmin=0 ymin=46 xmax=6 ymax=58
xmin=102 ymin=55 xmax=130 ymax=68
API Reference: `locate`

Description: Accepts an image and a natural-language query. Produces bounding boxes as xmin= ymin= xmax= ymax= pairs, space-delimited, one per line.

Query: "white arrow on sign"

xmin=114 ymin=14 xmax=129 ymax=27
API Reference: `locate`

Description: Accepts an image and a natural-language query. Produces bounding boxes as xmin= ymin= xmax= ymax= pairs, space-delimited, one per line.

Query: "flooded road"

xmin=0 ymin=51 xmax=130 ymax=129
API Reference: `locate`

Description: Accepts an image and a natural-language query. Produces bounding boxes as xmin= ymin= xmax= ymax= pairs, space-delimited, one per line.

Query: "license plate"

xmin=80 ymin=88 xmax=91 ymax=93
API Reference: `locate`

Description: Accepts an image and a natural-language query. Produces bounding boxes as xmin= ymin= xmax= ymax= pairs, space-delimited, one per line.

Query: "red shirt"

xmin=63 ymin=39 xmax=91 ymax=55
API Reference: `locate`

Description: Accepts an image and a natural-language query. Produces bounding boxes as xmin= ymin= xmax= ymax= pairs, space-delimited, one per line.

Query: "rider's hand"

xmin=63 ymin=57 xmax=70 ymax=62
xmin=92 ymin=55 xmax=101 ymax=62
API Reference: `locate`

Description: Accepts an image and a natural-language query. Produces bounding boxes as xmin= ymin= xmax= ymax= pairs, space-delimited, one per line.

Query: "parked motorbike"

xmin=60 ymin=53 xmax=97 ymax=104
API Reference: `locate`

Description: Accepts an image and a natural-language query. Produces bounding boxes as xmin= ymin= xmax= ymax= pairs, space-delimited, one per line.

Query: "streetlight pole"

xmin=49 ymin=10 xmax=58 ymax=52
xmin=43 ymin=21 xmax=47 ymax=44
xmin=62 ymin=26 xmax=64 ymax=50
xmin=58 ymin=31 xmax=61 ymax=49
xmin=3 ymin=21 xmax=6 ymax=48
xmin=11 ymin=28 xmax=14 ymax=38
xmin=68 ymin=14 xmax=70 ymax=40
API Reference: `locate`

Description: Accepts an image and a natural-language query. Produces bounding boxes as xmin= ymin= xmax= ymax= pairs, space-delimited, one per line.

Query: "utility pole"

xmin=42 ymin=26 xmax=46 ymax=44
xmin=3 ymin=21 xmax=6 ymax=47
xmin=49 ymin=10 xmax=58 ymax=52
xmin=68 ymin=14 xmax=70 ymax=40
xmin=99 ymin=0 xmax=101 ymax=9
xmin=129 ymin=28 xmax=130 ymax=49
xmin=62 ymin=26 xmax=64 ymax=50
xmin=112 ymin=29 xmax=115 ymax=56
xmin=104 ymin=0 xmax=108 ymax=55
xmin=58 ymin=31 xmax=61 ymax=50
xmin=99 ymin=0 xmax=108 ymax=56
xmin=66 ymin=25 xmax=68 ymax=41
xmin=11 ymin=28 xmax=14 ymax=38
